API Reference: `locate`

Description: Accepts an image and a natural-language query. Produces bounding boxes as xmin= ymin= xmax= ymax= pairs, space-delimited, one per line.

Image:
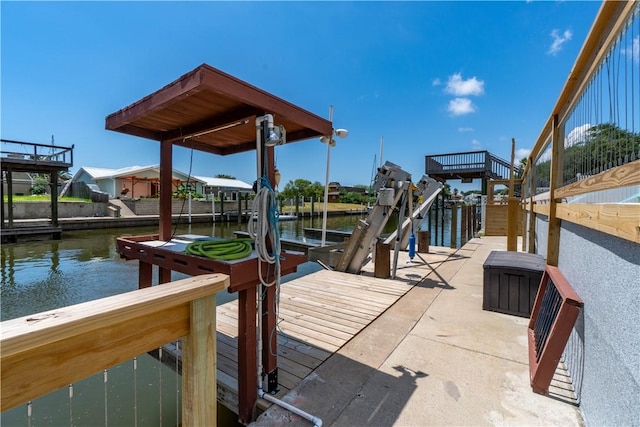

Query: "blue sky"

xmin=1 ymin=1 xmax=602 ymax=191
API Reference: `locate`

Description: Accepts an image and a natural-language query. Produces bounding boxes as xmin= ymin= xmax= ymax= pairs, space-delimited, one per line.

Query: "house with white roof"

xmin=194 ymin=176 xmax=253 ymax=201
xmin=66 ymin=165 xmax=252 ymax=200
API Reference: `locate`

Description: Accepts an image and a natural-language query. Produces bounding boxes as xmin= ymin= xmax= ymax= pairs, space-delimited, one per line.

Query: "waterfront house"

xmin=194 ymin=175 xmax=252 ymax=201
xmin=68 ymin=165 xmax=252 ymax=200
xmin=1 ymin=171 xmax=36 ymax=196
xmin=326 ymin=181 xmax=367 ymax=203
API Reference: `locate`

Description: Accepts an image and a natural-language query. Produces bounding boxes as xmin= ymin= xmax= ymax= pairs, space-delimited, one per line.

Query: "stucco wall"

xmin=121 ymin=199 xmax=244 ymax=216
xmin=4 ymin=202 xmax=109 ymax=218
xmin=535 ymin=215 xmax=639 ymax=426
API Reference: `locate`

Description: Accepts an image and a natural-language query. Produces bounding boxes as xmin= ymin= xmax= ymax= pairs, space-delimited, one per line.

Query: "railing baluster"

xmin=528 ymin=265 xmax=583 ymax=395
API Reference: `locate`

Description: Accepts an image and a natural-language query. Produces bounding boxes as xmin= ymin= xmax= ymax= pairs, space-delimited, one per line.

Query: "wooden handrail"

xmin=1 ymin=273 xmax=229 ymax=425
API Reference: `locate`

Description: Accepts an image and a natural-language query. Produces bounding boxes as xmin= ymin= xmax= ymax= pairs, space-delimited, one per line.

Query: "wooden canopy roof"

xmin=105 ymin=64 xmax=333 ymax=155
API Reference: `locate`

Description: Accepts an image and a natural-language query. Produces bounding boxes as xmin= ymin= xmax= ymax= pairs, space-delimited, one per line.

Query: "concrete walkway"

xmin=254 ymin=237 xmax=584 ymax=426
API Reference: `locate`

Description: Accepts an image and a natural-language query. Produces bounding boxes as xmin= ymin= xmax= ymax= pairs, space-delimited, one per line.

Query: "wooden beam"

xmin=237 ymin=288 xmax=257 ymax=424
xmin=556 ymin=203 xmax=640 ymax=244
xmin=108 ymin=123 xmax=164 ymax=141
xmin=49 ymin=172 xmax=58 ymax=227
xmin=7 ymin=170 xmax=13 ymax=228
xmin=261 ymin=144 xmax=278 ymax=392
xmin=182 ymin=292 xmax=218 ymax=426
xmin=162 ymin=107 xmax=260 ymax=144
xmin=546 ymin=115 xmax=563 ymax=266
xmin=507 ymin=138 xmax=517 ymax=251
xmin=489 ymin=178 xmax=523 ymax=186
xmin=527 ymin=156 xmax=536 ymax=253
xmin=139 ymin=261 xmax=152 ymax=288
xmin=170 ymin=138 xmax=226 ymax=155
xmin=554 ymin=159 xmax=640 ymax=200
xmin=216 ymin=129 xmax=324 ymax=156
xmin=487 ymin=181 xmax=495 ymax=205
xmin=0 ymin=172 xmax=4 ymax=227
xmin=1 ymin=274 xmax=229 ymax=411
xmin=159 ymin=139 xmax=173 ymax=240
xmin=450 ymin=205 xmax=458 ymax=248
xmin=533 ymin=203 xmax=551 ymax=216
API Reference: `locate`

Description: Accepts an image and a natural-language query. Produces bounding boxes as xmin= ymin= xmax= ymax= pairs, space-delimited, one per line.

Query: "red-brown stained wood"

xmin=527 ymin=265 xmax=583 ymax=395
xmin=237 ymin=288 xmax=257 ymax=424
xmin=105 ymin=64 xmax=333 ymax=155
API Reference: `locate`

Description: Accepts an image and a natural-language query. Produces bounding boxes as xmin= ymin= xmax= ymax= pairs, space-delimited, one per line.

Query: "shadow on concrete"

xmin=254 ymin=352 xmax=429 ymax=427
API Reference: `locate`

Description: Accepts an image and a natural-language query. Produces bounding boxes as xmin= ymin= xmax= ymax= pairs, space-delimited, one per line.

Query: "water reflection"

xmin=0 ymin=212 xmax=430 ymax=322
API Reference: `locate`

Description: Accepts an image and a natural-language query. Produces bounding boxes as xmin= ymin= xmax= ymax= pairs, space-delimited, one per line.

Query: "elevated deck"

xmin=425 ymin=150 xmax=522 ymax=188
xmin=1 ymin=139 xmax=73 ymax=173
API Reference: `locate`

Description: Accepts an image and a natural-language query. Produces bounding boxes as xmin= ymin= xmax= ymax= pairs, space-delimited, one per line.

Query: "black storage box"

xmin=482 ymin=250 xmax=545 ymax=318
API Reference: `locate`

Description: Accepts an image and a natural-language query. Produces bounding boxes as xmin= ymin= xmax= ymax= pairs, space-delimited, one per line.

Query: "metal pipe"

xmin=321 ymin=106 xmax=334 ymax=247
xmin=258 ymin=389 xmax=322 ymax=427
xmin=321 ymin=138 xmax=331 ymax=246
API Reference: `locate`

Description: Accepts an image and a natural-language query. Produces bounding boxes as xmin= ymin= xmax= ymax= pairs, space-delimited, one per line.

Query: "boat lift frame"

xmin=330 ymin=162 xmax=443 ymax=275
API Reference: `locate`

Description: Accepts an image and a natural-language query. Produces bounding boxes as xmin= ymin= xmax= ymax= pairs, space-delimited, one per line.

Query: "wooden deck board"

xmin=215 ymin=268 xmax=414 ymax=417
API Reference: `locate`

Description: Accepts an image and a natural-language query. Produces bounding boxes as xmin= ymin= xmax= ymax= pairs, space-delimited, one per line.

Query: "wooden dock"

xmin=214 ymin=268 xmax=416 ymax=414
xmin=0 ymin=225 xmax=62 ymax=243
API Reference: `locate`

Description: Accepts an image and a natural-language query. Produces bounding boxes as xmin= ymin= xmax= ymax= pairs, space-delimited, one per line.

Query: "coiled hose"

xmin=185 ymin=238 xmax=253 ymax=261
xmin=248 ymin=176 xmax=281 ymax=287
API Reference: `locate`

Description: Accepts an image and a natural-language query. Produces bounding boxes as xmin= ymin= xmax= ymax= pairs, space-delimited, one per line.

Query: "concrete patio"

xmin=253 ymin=236 xmax=583 ymax=426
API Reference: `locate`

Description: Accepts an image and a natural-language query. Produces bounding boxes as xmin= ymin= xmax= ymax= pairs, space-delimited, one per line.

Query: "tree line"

xmin=533 ymin=123 xmax=639 ymax=186
xmin=278 ymin=179 xmax=374 ymax=205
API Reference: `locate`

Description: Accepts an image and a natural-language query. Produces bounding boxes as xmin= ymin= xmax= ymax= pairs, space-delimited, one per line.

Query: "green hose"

xmin=185 ymin=239 xmax=253 ymax=261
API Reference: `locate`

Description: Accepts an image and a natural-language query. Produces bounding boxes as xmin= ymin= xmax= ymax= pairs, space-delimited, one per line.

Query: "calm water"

xmin=0 ymin=213 xmax=383 ymax=321
xmin=0 ymin=211 xmax=453 ymax=425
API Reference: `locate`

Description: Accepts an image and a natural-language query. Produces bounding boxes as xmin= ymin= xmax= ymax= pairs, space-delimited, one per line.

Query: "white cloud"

xmin=448 ymin=98 xmax=476 ymax=116
xmin=458 ymin=127 xmax=474 ymax=132
xmin=565 ymin=123 xmax=591 ymax=147
xmin=445 ymin=73 xmax=485 ymax=96
xmin=548 ymin=29 xmax=573 ymax=56
xmin=623 ymin=36 xmax=639 ymax=63
xmin=535 ymin=123 xmax=590 ymax=162
xmin=516 ymin=148 xmax=531 ymax=160
xmin=432 ymin=78 xmax=442 ymax=86
xmin=471 ymin=139 xmax=481 ymax=149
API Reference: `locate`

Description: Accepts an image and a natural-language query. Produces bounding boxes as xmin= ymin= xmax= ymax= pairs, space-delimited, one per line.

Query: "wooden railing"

xmin=0 ymin=273 xmax=229 ymax=426
xmin=425 ymin=150 xmax=521 ymax=180
xmin=520 ymin=1 xmax=640 ymax=258
xmin=1 ymin=138 xmax=74 ymax=168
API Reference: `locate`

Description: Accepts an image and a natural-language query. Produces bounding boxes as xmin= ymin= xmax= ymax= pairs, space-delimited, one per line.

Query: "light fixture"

xmin=265 ymin=125 xmax=286 ymax=147
xmin=320 ymin=128 xmax=348 ymax=146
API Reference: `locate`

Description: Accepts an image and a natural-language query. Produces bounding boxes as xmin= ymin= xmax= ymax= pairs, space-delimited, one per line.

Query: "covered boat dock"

xmin=105 ymin=63 xmax=332 ymax=424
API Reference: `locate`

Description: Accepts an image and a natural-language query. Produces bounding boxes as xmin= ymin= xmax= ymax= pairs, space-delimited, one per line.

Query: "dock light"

xmin=320 ymin=109 xmax=349 ymax=246
xmin=265 ymin=124 xmax=286 ymax=147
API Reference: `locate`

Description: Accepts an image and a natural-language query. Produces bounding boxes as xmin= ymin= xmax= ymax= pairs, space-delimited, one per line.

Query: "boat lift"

xmin=383 ymin=174 xmax=443 ymax=250
xmin=310 ymin=161 xmax=443 ymax=275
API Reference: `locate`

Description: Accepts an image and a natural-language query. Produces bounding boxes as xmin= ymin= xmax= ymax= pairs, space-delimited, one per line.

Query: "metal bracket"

xmin=266 ymin=368 xmax=279 ymax=394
